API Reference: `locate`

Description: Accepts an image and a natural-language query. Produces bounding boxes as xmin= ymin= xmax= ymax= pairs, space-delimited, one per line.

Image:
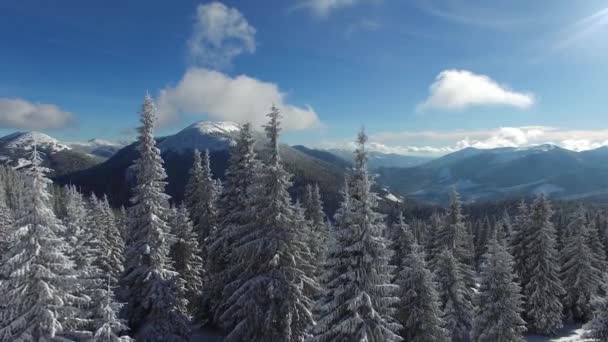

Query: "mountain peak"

xmin=0 ymin=131 xmax=70 ymax=152
xmin=159 ymin=120 xmax=242 ymax=153
xmin=185 ymin=121 xmax=241 ymax=135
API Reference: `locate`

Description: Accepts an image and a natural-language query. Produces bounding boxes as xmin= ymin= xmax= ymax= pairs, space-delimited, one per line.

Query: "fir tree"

xmin=510 ymin=199 xmax=531 ymax=294
xmin=219 ymin=106 xmax=318 ymax=341
xmin=391 ymin=212 xmax=416 ymax=277
xmin=584 ymin=278 xmax=608 ymax=341
xmin=312 ymin=129 xmax=401 ymax=342
xmin=472 ymin=238 xmax=526 ymax=342
xmin=185 ymin=149 xmax=218 ymax=251
xmin=524 ymin=194 xmax=564 ymax=336
xmin=97 ymin=195 xmax=126 ymax=287
xmin=207 ymin=122 xmax=259 ymax=324
xmin=121 ymin=94 xmax=190 ymax=341
xmin=0 ymin=145 xmax=81 ymax=341
xmin=169 ymin=204 xmax=204 ymax=316
xmin=435 ymin=248 xmax=475 ymax=342
xmin=560 ymin=206 xmax=602 ymax=322
xmin=588 ymin=212 xmax=608 ymax=274
xmin=303 ymin=183 xmax=329 ymax=269
xmin=396 ymin=242 xmax=448 ymax=342
xmin=93 ymin=277 xmax=133 ymax=342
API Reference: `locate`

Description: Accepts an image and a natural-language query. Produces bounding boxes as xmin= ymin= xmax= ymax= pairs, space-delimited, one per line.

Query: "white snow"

xmin=526 ymin=324 xmax=588 ymax=341
xmin=385 ymin=193 xmax=402 ymax=203
xmin=0 ymin=132 xmax=70 ymax=152
xmin=69 ymin=138 xmax=123 ymax=148
xmin=159 ymin=121 xmax=241 ymax=153
xmin=188 ymin=121 xmax=240 ymax=135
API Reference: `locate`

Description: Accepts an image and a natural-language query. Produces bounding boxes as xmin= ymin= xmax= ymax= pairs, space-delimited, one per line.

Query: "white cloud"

xmin=157 ymin=67 xmax=320 ymax=130
xmin=417 ymin=69 xmax=535 ymax=112
xmin=296 ymin=0 xmax=369 ymax=17
xmin=187 ymin=2 xmax=256 ymax=68
xmin=0 ymin=98 xmax=74 ymax=130
xmin=363 ymin=126 xmax=608 ymax=156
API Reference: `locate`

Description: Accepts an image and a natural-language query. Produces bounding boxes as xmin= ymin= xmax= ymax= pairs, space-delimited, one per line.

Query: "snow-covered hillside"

xmin=158 ymin=121 xmax=241 ymax=153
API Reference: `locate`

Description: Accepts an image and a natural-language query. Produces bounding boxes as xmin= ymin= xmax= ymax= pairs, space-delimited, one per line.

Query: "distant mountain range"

xmin=6 ymin=123 xmax=608 ymax=206
xmin=0 ymin=132 xmax=104 ymax=176
xmin=376 ymin=144 xmax=608 ymax=204
xmin=53 ymin=121 xmax=348 ymax=214
xmin=324 ymin=148 xmax=432 ymax=169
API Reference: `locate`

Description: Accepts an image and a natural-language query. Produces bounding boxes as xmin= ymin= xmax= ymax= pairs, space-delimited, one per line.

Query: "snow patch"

xmin=0 ymin=132 xmax=70 ymax=152
xmin=385 ymin=193 xmax=402 ymax=203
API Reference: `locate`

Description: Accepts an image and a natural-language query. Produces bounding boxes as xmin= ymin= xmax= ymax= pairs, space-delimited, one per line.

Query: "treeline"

xmin=1 ymin=94 xmax=608 ymax=341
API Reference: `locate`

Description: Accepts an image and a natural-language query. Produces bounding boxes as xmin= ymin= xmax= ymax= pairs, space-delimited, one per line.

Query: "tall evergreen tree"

xmin=510 ymin=199 xmax=532 ymax=295
xmin=584 ymin=278 xmax=608 ymax=341
xmin=524 ymin=194 xmax=564 ymax=336
xmin=207 ymin=122 xmax=259 ymax=324
xmin=472 ymin=238 xmax=526 ymax=342
xmin=303 ymin=183 xmax=328 ymax=269
xmin=169 ymin=204 xmax=204 ymax=316
xmin=312 ymin=129 xmax=401 ymax=342
xmin=121 ymin=94 xmax=190 ymax=341
xmin=219 ymin=106 xmax=318 ymax=341
xmin=560 ymin=206 xmax=602 ymax=322
xmin=93 ymin=277 xmax=133 ymax=342
xmin=185 ymin=149 xmax=219 ymax=251
xmin=0 ymin=145 xmax=80 ymax=341
xmin=97 ymin=195 xmax=126 ymax=287
xmin=588 ymin=212 xmax=608 ymax=274
xmin=391 ymin=212 xmax=416 ymax=277
xmin=396 ymin=242 xmax=448 ymax=342
xmin=435 ymin=248 xmax=475 ymax=342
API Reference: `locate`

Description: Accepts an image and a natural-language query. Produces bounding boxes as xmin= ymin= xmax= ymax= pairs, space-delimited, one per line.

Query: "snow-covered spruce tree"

xmin=100 ymin=195 xmax=126 ymax=287
xmin=560 ymin=206 xmax=602 ymax=322
xmin=435 ymin=248 xmax=475 ymax=342
xmin=312 ymin=128 xmax=401 ymax=342
xmin=396 ymin=242 xmax=448 ymax=342
xmin=524 ymin=194 xmax=564 ymax=336
xmin=0 ymin=145 xmax=81 ymax=341
xmin=510 ymin=199 xmax=532 ymax=294
xmin=207 ymin=122 xmax=259 ymax=324
xmin=434 ymin=189 xmax=476 ymax=309
xmin=121 ymin=94 xmax=190 ymax=341
xmin=472 ymin=238 xmax=526 ymax=342
xmin=584 ymin=277 xmax=608 ymax=341
xmin=391 ymin=212 xmax=416 ymax=277
xmin=425 ymin=212 xmax=445 ymax=270
xmin=62 ymin=185 xmax=107 ymax=337
xmin=587 ymin=212 xmax=608 ymax=274
xmin=169 ymin=204 xmax=204 ymax=316
xmin=93 ymin=277 xmax=133 ymax=342
xmin=303 ymin=183 xmax=329 ymax=269
xmin=0 ymin=177 xmax=13 ymax=253
xmin=219 ymin=106 xmax=318 ymax=341
xmin=185 ymin=148 xmax=219 ymax=251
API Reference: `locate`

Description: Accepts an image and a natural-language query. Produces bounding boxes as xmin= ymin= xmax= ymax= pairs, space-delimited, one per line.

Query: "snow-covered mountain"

xmin=158 ymin=121 xmax=241 ymax=153
xmin=326 ymin=148 xmax=432 ymax=169
xmin=377 ymin=144 xmax=608 ymax=204
xmin=0 ymin=132 xmax=100 ymax=175
xmin=69 ymin=138 xmax=125 ymax=158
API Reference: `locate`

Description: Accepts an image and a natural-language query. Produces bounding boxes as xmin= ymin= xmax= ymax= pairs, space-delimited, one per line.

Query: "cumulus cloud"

xmin=363 ymin=126 xmax=608 ymax=156
xmin=417 ymin=69 xmax=535 ymax=112
xmin=157 ymin=67 xmax=320 ymax=130
xmin=0 ymin=98 xmax=75 ymax=130
xmin=187 ymin=2 xmax=256 ymax=68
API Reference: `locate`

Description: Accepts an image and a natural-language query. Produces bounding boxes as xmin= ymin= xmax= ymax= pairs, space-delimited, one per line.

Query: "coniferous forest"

xmin=3 ymin=95 xmax=608 ymax=342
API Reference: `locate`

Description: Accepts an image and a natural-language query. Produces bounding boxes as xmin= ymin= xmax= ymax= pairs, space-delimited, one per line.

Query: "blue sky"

xmin=1 ymin=0 xmax=607 ymax=154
